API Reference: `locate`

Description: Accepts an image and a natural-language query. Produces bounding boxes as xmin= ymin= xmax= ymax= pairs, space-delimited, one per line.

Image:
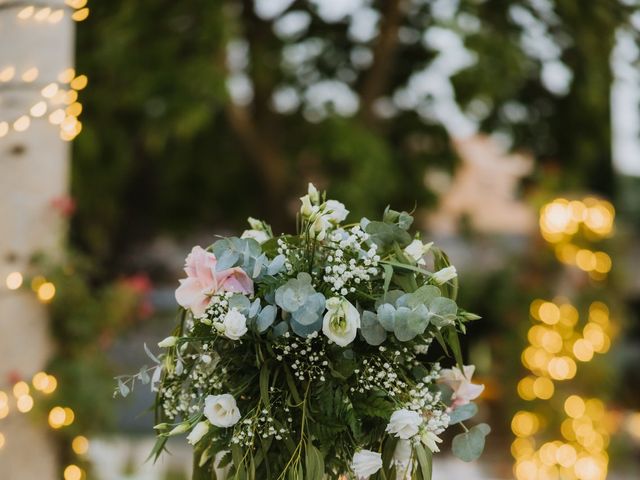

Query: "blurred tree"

xmin=72 ymin=0 xmax=637 ymax=270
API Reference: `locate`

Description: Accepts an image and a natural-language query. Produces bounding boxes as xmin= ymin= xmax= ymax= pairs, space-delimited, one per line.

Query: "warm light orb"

xmin=555 ymin=443 xmax=577 ymax=468
xmin=0 ymin=392 xmax=9 ymax=419
xmin=0 ymin=121 xmax=8 ymax=137
xmin=49 ymin=407 xmax=67 ymax=428
xmin=0 ymin=432 xmax=5 ymax=449
xmin=37 ymin=282 xmax=56 ymax=302
xmin=70 ymin=74 xmax=88 ymax=90
xmin=17 ymin=6 xmax=35 ymax=19
xmin=48 ymin=9 xmax=65 ymax=24
xmin=71 ymin=8 xmax=90 ymax=22
xmin=63 ymin=408 xmax=75 ymax=426
xmin=572 ymin=339 xmax=594 ymax=362
xmin=72 ymin=435 xmax=90 ymax=455
xmin=12 ymin=381 xmax=29 ymax=398
xmin=21 ymin=67 xmax=39 ymax=82
xmin=34 ymin=7 xmax=52 ymax=22
xmin=538 ymin=302 xmax=560 ymax=325
xmin=41 ymin=83 xmax=59 ymax=98
xmin=512 ymin=411 xmax=540 ymax=437
xmin=30 ymin=101 xmax=48 ymax=118
xmin=565 ymin=395 xmax=586 ymax=419
xmin=64 ymin=464 xmax=83 ymax=480
xmin=16 ymin=395 xmax=34 ymax=413
xmin=532 ymin=376 xmax=554 ymax=400
xmin=58 ymin=68 xmax=76 ymax=83
xmin=32 ymin=372 xmax=50 ymax=391
xmin=5 ymin=271 xmax=23 ymax=290
xmin=517 ymin=376 xmax=536 ymax=401
xmin=13 ymin=115 xmax=31 ymax=132
xmin=49 ymin=109 xmax=66 ymax=125
xmin=42 ymin=375 xmax=58 ymax=394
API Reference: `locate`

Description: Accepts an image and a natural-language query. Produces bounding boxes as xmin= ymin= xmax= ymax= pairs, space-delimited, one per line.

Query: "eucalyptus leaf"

xmin=451 ymin=424 xmax=491 ymax=462
xmin=361 ymin=311 xmax=387 ymax=345
xmin=377 ymin=303 xmax=396 ymax=331
xmin=256 ymin=305 xmax=277 ymax=333
xmin=267 ymin=254 xmax=286 ymax=275
xmin=448 ymin=403 xmax=478 ymax=424
xmin=216 ymin=250 xmax=239 ymax=272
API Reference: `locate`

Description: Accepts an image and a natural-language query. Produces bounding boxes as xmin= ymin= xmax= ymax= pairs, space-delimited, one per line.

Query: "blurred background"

xmin=1 ymin=0 xmax=639 ymax=479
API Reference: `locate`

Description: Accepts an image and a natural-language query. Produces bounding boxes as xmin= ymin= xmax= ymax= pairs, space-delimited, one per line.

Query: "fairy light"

xmin=71 ymin=436 xmax=89 ymax=455
xmin=71 ymin=8 xmax=89 ymax=22
xmin=21 ymin=67 xmax=39 ymax=83
xmin=37 ymin=282 xmax=56 ymax=302
xmin=30 ymin=101 xmax=48 ymax=118
xmin=48 ymin=406 xmax=66 ymax=428
xmin=16 ymin=395 xmax=34 ymax=413
xmin=513 ymin=197 xmax=617 ymax=480
xmin=0 ymin=122 xmax=8 ymax=138
xmin=17 ymin=6 xmax=35 ymax=20
xmin=5 ymin=271 xmax=24 ymax=290
xmin=13 ymin=115 xmax=31 ymax=132
xmin=64 ymin=464 xmax=83 ymax=480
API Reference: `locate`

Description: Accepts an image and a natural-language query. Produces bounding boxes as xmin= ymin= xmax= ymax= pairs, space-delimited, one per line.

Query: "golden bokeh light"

xmin=12 ymin=381 xmax=29 ymax=398
xmin=42 ymin=375 xmax=58 ymax=394
xmin=5 ymin=271 xmax=23 ymax=290
xmin=71 ymin=8 xmax=90 ymax=22
xmin=16 ymin=395 xmax=34 ymax=413
xmin=564 ymin=395 xmax=586 ymax=419
xmin=532 ymin=376 xmax=554 ymax=400
xmin=70 ymin=75 xmax=88 ymax=90
xmin=517 ymin=376 xmax=536 ymax=401
xmin=512 ymin=411 xmax=540 ymax=437
xmin=538 ymin=302 xmax=560 ymax=325
xmin=0 ymin=432 xmax=5 ymax=449
xmin=37 ymin=282 xmax=56 ymax=302
xmin=72 ymin=435 xmax=90 ymax=455
xmin=63 ymin=464 xmax=83 ymax=480
xmin=13 ymin=115 xmax=31 ymax=132
xmin=30 ymin=101 xmax=48 ymax=118
xmin=48 ymin=407 xmax=67 ymax=429
xmin=21 ymin=67 xmax=39 ymax=82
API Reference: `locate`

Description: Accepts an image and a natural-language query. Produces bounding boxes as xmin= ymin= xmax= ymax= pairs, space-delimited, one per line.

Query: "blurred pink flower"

xmin=122 ymin=273 xmax=152 ymax=294
xmin=438 ymin=365 xmax=485 ymax=408
xmin=50 ymin=195 xmax=76 ymax=217
xmin=175 ymin=246 xmax=253 ymax=317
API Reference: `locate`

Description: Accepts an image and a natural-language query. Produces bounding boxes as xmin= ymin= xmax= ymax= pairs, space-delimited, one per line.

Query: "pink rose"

xmin=438 ymin=365 xmax=484 ymax=408
xmin=175 ymin=246 xmax=253 ymax=317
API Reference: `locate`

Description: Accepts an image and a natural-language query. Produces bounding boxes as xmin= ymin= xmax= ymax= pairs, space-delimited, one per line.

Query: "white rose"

xmin=386 ymin=409 xmax=422 ymax=440
xmin=223 ymin=309 xmax=248 ymax=340
xmin=241 ymin=229 xmax=269 ymax=244
xmin=351 ymin=449 xmax=382 ymax=479
xmin=158 ymin=336 xmax=177 ymax=348
xmin=322 ymin=297 xmax=360 ymax=347
xmin=323 ymin=199 xmax=348 ymax=223
xmin=403 ymin=239 xmax=433 ymax=265
xmin=187 ymin=421 xmax=210 ymax=445
xmin=432 ymin=265 xmax=457 ymax=284
xmin=204 ymin=394 xmax=241 ymax=428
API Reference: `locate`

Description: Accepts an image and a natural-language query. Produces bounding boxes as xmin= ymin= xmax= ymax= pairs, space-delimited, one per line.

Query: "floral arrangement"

xmin=117 ymin=184 xmax=488 ymax=480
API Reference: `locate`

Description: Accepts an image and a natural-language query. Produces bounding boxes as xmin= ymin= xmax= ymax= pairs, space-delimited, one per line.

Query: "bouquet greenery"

xmin=117 ymin=184 xmax=488 ymax=479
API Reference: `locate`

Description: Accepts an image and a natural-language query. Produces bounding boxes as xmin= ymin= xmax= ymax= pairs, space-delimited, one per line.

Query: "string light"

xmin=71 ymin=436 xmax=89 ymax=455
xmin=21 ymin=67 xmax=39 ymax=83
xmin=5 ymin=272 xmax=24 ymax=290
xmin=64 ymin=464 xmax=83 ymax=480
xmin=37 ymin=282 xmax=56 ymax=302
xmin=513 ymin=197 xmax=616 ymax=480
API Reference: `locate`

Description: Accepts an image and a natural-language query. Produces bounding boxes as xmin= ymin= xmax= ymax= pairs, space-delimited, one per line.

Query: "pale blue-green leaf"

xmin=451 ymin=424 xmax=490 ymax=462
xmin=249 ymin=298 xmax=261 ymax=318
xmin=448 ymin=403 xmax=478 ymax=424
xmin=394 ymin=307 xmax=418 ymax=341
xmin=361 ymin=311 xmax=387 ymax=345
xmin=215 ymin=250 xmax=239 ymax=272
xmin=267 ymin=254 xmax=286 ymax=275
xmin=256 ymin=305 xmax=276 ymax=332
xmin=377 ymin=303 xmax=396 ymax=331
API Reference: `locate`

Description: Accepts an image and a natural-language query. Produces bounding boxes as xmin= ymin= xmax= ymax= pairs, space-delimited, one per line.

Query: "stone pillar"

xmin=0 ymin=2 xmax=74 ymax=478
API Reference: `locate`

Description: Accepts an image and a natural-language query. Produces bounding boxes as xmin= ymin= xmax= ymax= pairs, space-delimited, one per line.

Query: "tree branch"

xmin=359 ymin=0 xmax=404 ymax=125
